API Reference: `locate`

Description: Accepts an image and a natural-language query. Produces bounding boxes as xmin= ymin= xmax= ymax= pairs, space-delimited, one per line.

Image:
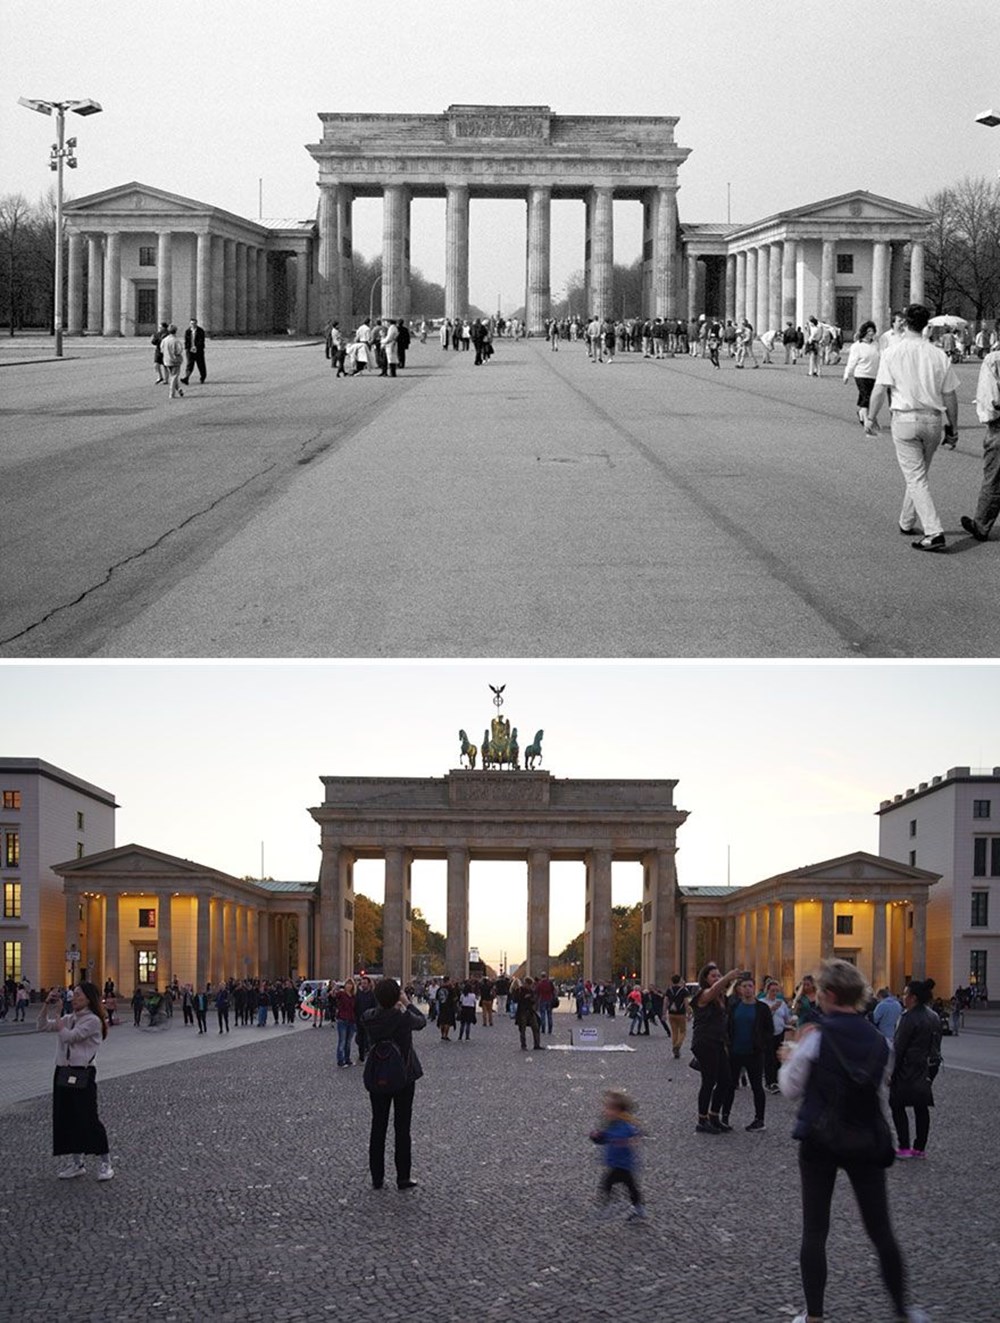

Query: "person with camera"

xmin=690 ymin=962 xmax=741 ymax=1134
xmin=37 ymin=982 xmax=113 ymax=1181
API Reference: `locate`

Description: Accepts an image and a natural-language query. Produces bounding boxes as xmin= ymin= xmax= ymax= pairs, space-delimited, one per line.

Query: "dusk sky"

xmin=2 ymin=662 xmax=994 ymax=969
xmin=3 ymin=0 xmax=995 ymax=312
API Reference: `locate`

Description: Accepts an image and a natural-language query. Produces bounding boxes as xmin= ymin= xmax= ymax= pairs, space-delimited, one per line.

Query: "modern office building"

xmin=878 ymin=765 xmax=1000 ymax=994
xmin=0 ymin=758 xmax=117 ymax=990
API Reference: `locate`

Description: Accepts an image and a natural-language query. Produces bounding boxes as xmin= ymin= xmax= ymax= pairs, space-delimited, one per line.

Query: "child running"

xmin=590 ymin=1089 xmax=645 ymax=1221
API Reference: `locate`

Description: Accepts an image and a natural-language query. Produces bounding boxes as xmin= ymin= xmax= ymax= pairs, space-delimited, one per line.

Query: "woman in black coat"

xmin=362 ymin=979 xmax=426 ymax=1190
xmin=889 ymin=977 xmax=943 ymax=1158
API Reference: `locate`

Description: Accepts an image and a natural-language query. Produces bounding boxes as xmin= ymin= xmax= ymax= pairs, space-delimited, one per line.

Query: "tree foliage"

xmin=0 ymin=190 xmax=58 ymax=332
xmin=551 ymin=903 xmax=644 ymax=983
xmin=348 ymin=894 xmax=447 ymax=977
xmin=923 ymin=176 xmax=1000 ymax=320
xmin=551 ymin=257 xmax=646 ymax=321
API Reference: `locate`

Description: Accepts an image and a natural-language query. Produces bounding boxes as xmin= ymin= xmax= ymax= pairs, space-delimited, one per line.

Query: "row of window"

xmin=974 ymin=837 xmax=1000 ymax=878
xmin=1 ymin=832 xmax=87 ymax=870
xmin=909 ymin=800 xmax=993 ymax=839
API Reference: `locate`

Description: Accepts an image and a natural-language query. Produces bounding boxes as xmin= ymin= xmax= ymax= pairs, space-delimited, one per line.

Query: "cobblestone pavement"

xmin=3 ymin=1009 xmax=997 ymax=1323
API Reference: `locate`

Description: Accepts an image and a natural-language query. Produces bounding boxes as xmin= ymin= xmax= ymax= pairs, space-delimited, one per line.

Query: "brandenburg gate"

xmin=311 ymin=765 xmax=688 ymax=986
xmin=306 ymin=104 xmax=690 ymax=333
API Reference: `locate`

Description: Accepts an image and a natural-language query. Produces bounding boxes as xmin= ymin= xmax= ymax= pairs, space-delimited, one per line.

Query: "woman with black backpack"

xmin=361 ymin=978 xmax=426 ymax=1191
xmin=779 ymin=958 xmax=927 ymax=1323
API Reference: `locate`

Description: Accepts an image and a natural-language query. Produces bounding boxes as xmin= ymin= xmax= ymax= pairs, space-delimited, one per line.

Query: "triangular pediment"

xmin=784 ymin=190 xmax=932 ymax=225
xmin=785 ymin=851 xmax=937 ymax=885
xmin=66 ymin=182 xmax=218 ymax=217
xmin=53 ymin=842 xmax=234 ymax=882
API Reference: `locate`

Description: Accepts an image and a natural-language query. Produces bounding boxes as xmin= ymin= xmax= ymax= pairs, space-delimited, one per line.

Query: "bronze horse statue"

xmin=458 ymin=729 xmax=477 ymax=769
xmin=525 ymin=729 xmax=544 ymax=769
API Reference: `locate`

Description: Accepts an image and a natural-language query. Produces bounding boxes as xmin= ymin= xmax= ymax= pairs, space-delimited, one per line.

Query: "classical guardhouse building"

xmin=878 ymin=765 xmax=1000 ymax=994
xmin=60 ymin=105 xmax=932 ymax=338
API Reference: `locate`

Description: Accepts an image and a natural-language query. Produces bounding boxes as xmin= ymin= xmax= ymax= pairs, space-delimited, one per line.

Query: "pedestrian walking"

xmin=721 ymin=974 xmax=770 ymax=1131
xmin=131 ymin=986 xmax=144 ymax=1027
xmin=889 ymin=978 xmax=943 ymax=1160
xmin=151 ymin=321 xmax=170 ymax=384
xmin=590 ymin=1089 xmax=645 ymax=1221
xmin=193 ymin=986 xmax=209 ymax=1034
xmin=335 ymin=977 xmax=357 ymax=1065
xmin=362 ymin=978 xmax=426 ymax=1190
xmin=843 ymin=321 xmax=880 ymax=426
xmin=458 ymin=982 xmax=476 ymax=1040
xmin=665 ymin=974 xmax=689 ymax=1059
xmin=865 ymin=303 xmax=960 ymax=552
xmin=804 ymin=317 xmax=823 ymax=376
xmin=514 ymin=976 xmax=541 ymax=1050
xmin=761 ymin=979 xmax=792 ymax=1091
xmin=215 ymin=984 xmax=230 ymax=1033
xmin=960 ymin=347 xmax=1000 ymax=542
xmin=779 ymin=958 xmax=927 ymax=1323
xmin=37 ymin=982 xmax=114 ymax=1181
xmin=182 ymin=318 xmax=207 ymax=384
xmin=161 ymin=324 xmax=185 ymax=398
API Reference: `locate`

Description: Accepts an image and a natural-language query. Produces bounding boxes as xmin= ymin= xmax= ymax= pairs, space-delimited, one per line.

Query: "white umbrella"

xmin=928 ymin=315 xmax=968 ymax=329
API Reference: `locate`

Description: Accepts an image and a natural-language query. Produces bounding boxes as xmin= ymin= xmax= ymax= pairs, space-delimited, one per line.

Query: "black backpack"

xmin=363 ymin=1039 xmax=408 ymax=1095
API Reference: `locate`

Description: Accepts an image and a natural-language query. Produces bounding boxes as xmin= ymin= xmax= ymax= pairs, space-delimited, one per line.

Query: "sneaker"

xmin=626 ymin=1205 xmax=646 ymax=1222
xmin=901 ymin=1308 xmax=930 ymax=1323
xmin=745 ymin=1118 xmax=766 ymax=1131
xmin=895 ymin=1148 xmax=914 ymax=1159
xmin=909 ymin=1149 xmax=926 ymax=1159
xmin=97 ymin=1160 xmax=114 ymax=1181
xmin=694 ymin=1121 xmax=719 ymax=1134
xmin=714 ymin=1117 xmax=733 ymax=1132
xmin=58 ymin=1158 xmax=85 ymax=1179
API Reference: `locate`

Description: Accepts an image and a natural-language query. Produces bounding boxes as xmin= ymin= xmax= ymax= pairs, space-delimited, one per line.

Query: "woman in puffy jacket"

xmin=889 ymin=977 xmax=943 ymax=1159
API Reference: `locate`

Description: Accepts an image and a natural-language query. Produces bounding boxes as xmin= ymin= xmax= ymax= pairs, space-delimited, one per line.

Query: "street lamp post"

xmin=17 ymin=96 xmax=102 ymax=356
xmin=369 ymin=273 xmax=383 ymax=325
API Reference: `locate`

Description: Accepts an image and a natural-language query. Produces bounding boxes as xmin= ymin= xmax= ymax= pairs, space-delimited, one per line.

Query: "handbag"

xmin=55 ymin=1064 xmax=93 ymax=1089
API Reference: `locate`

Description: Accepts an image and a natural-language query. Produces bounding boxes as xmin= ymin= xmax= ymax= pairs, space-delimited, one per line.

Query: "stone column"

xmin=735 ymin=250 xmax=747 ymax=322
xmin=337 ymin=188 xmax=354 ymax=324
xmin=890 ymin=903 xmax=906 ymax=991
xmin=724 ymin=254 xmax=736 ymax=323
xmin=889 ymin=242 xmax=906 ymax=314
xmin=195 ymin=894 xmax=210 ymax=989
xmin=686 ymin=252 xmax=698 ymax=321
xmin=103 ymin=893 xmax=119 ymax=988
xmin=781 ymin=900 xmax=795 ymax=996
xmin=872 ymin=899 xmax=888 ymax=990
xmin=223 ymin=902 xmax=236 ymax=981
xmin=383 ymin=848 xmax=407 ymax=979
xmin=103 ymin=232 xmax=121 ymax=336
xmin=257 ymin=910 xmax=270 ymax=981
xmin=583 ymin=193 xmax=593 ymax=315
xmin=768 ymin=242 xmax=782 ymax=330
xmin=319 ymin=843 xmax=350 ymax=975
xmin=755 ymin=906 xmax=769 ymax=980
xmin=196 ymin=232 xmax=212 ymax=330
xmin=654 ymin=185 xmax=678 ymax=319
xmin=65 ymin=889 xmax=80 ymax=979
xmin=157 ymin=893 xmax=172 ymax=987
xmin=446 ymin=848 xmax=470 ymax=981
xmin=382 ymin=185 xmax=407 ymax=321
xmin=871 ymin=240 xmax=890 ymax=332
xmin=223 ymin=239 xmax=236 ymax=335
xmin=820 ymin=899 xmax=835 ymax=959
xmin=525 ymin=186 xmax=551 ymax=337
xmin=86 ymin=236 xmax=103 ymax=335
xmin=526 ymin=849 xmax=550 ymax=977
xmin=590 ymin=187 xmax=614 ymax=321
xmin=585 ymin=848 xmax=613 ymax=982
xmin=756 ymin=245 xmax=769 ymax=332
xmin=235 ymin=244 xmax=247 ymax=334
xmin=910 ymin=896 xmax=928 ymax=979
xmin=246 ymin=246 xmax=258 ymax=334
xmin=157 ymin=231 xmax=172 ymax=326
xmin=781 ymin=240 xmax=797 ymax=325
xmin=819 ymin=240 xmax=836 ymax=325
xmin=317 ymin=183 xmax=339 ymax=328
xmin=67 ymin=232 xmax=84 ymax=334
xmin=445 ymin=185 xmax=470 ymax=322
xmin=723 ymin=915 xmax=737 ymax=972
xmin=744 ymin=248 xmax=757 ymax=326
xmin=293 ymin=250 xmax=309 ymax=335
xmin=643 ymin=847 xmax=678 ymax=987
xmin=908 ymin=240 xmax=925 ymax=304
xmin=256 ymin=248 xmax=267 ymax=332
xmin=684 ymin=909 xmax=697 ymax=979
xmin=211 ymin=236 xmax=225 ymax=334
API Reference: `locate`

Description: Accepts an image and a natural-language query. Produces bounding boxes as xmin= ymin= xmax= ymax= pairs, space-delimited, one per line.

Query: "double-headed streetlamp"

xmin=18 ymin=96 xmax=103 ymax=356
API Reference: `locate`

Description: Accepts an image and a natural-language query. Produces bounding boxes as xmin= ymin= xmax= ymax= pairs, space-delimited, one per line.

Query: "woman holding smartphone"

xmin=37 ymin=982 xmax=114 ymax=1181
xmin=690 ymin=963 xmax=741 ymax=1134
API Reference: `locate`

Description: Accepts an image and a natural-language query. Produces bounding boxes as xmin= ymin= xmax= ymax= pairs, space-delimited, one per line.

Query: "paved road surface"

xmin=2 ymin=337 xmax=995 ymax=657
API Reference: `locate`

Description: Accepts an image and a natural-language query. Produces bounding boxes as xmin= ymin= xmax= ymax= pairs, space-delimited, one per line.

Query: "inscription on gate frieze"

xmin=450 ymin=777 xmax=548 ymax=806
xmin=451 ymin=113 xmax=547 ymax=140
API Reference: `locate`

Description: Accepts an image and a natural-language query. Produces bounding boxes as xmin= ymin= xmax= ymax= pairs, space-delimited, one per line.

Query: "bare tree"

xmin=0 ymin=193 xmax=35 ymax=333
xmin=924 ymin=176 xmax=1000 ymax=320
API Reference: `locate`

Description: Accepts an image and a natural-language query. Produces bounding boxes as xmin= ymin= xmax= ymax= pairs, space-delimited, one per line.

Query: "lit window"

xmin=970 ymin=950 xmax=988 ymax=988
xmin=4 ymin=833 xmax=18 ymax=868
xmin=974 ymin=800 xmax=991 ymax=819
xmin=137 ymin=948 xmax=157 ymax=984
xmin=3 ymin=940 xmax=22 ymax=981
xmin=2 ymin=791 xmax=21 ymax=811
xmin=138 ymin=246 xmax=156 ymax=266
xmin=3 ymin=882 xmax=20 ymax=918
xmin=836 ymin=914 xmax=854 ymax=935
xmin=138 ymin=908 xmax=156 ymax=928
xmin=971 ymin=891 xmax=989 ymax=927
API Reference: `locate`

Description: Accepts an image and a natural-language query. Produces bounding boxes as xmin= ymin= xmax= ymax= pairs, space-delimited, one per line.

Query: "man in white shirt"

xmin=961 ymin=348 xmax=1000 ymax=542
xmin=865 ymin=303 xmax=960 ymax=552
xmin=160 ymin=324 xmax=184 ymax=399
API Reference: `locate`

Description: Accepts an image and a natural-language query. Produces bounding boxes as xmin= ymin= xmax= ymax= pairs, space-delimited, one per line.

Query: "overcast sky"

xmin=3 ymin=0 xmax=996 ymax=312
xmin=2 ymin=662 xmax=994 ymax=969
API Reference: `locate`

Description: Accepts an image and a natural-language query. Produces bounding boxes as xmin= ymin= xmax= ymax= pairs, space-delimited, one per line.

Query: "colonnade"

xmin=711 ymin=237 xmax=925 ymax=331
xmin=65 ymin=228 xmax=283 ymax=335
xmin=315 ymin=181 xmax=679 ymax=332
xmin=66 ymin=886 xmax=307 ymax=991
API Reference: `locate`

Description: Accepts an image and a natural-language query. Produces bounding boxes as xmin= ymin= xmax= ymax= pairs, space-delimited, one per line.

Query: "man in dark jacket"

xmin=362 ymin=979 xmax=426 ymax=1190
xmin=722 ymin=974 xmax=773 ymax=1130
xmin=182 ymin=318 xmax=207 ymax=384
